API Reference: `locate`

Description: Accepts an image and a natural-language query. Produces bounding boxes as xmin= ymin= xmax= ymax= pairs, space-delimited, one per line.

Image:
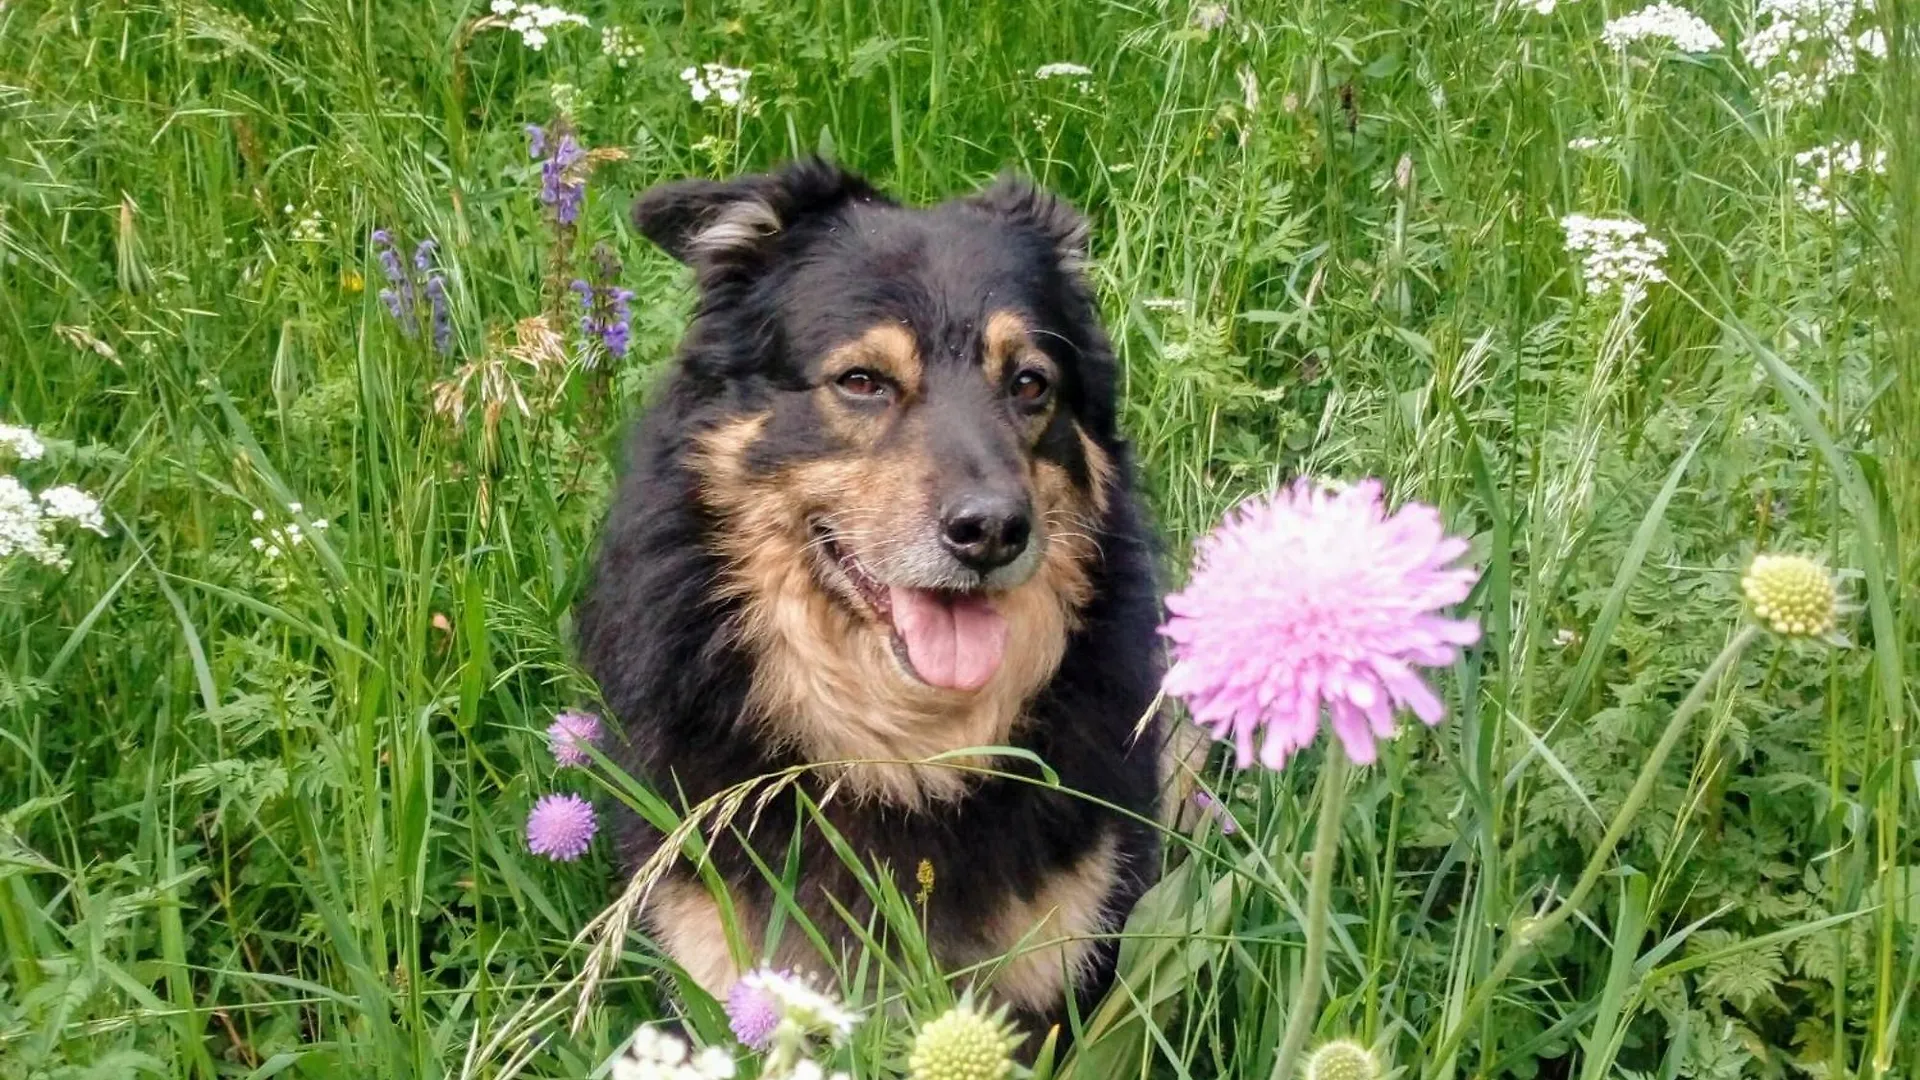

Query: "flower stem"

xmin=1270 ymin=747 xmax=1350 ymax=1080
xmin=1425 ymin=623 xmax=1761 ymax=1075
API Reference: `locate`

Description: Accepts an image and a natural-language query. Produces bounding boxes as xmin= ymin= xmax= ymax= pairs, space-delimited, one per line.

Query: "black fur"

xmin=577 ymin=160 xmax=1163 ymax=1038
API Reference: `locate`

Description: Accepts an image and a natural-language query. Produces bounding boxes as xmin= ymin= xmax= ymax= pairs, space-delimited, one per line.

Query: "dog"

xmin=576 ymin=160 xmax=1167 ymax=1040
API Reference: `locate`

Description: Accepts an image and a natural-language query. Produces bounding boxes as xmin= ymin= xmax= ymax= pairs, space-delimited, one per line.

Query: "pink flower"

xmin=526 ymin=793 xmax=597 ymax=861
xmin=726 ymin=971 xmax=782 ymax=1050
xmin=1161 ymin=479 xmax=1480 ymax=769
xmin=547 ymin=709 xmax=603 ymax=768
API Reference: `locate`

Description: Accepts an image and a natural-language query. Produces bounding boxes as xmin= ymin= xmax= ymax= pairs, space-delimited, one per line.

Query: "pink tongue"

xmin=889 ymin=587 xmax=1008 ymax=691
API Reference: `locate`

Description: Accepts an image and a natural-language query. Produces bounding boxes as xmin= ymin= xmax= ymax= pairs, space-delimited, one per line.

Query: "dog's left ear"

xmin=632 ymin=158 xmax=879 ymax=281
xmin=965 ymin=174 xmax=1091 ymax=274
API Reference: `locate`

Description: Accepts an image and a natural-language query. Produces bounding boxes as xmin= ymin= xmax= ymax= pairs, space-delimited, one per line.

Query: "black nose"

xmin=940 ymin=495 xmax=1032 ymax=573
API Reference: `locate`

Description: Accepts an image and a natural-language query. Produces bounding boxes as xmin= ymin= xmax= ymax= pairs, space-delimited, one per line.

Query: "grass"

xmin=1 ymin=0 xmax=1914 ymax=1077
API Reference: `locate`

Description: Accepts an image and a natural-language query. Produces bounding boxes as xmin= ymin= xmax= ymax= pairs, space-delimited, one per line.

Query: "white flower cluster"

xmin=1741 ymin=0 xmax=1880 ymax=104
xmin=0 ymin=423 xmax=46 ymax=462
xmin=286 ymin=202 xmax=326 ymax=243
xmin=680 ymin=63 xmax=751 ymax=106
xmin=249 ymin=501 xmax=329 ymax=560
xmin=1 ymin=476 xmax=105 ymax=570
xmin=1567 ymin=135 xmax=1611 ymax=151
xmin=1561 ymin=214 xmax=1669 ymax=302
xmin=601 ymin=24 xmax=643 ymax=67
xmin=1790 ymin=139 xmax=1885 ymax=215
xmin=612 ymin=1026 xmax=736 ymax=1080
xmin=741 ymin=970 xmax=859 ymax=1044
xmin=1600 ymin=3 xmax=1723 ymax=52
xmin=489 ymin=0 xmax=588 ymax=50
xmin=1035 ymin=61 xmax=1096 ymax=93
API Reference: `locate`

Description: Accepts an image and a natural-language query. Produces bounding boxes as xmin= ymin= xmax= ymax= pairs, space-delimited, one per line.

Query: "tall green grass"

xmin=1 ymin=0 xmax=1912 ymax=1077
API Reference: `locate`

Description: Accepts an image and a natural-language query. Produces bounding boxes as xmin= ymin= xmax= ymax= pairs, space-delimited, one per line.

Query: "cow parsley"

xmin=1741 ymin=0 xmax=1879 ymax=104
xmin=1600 ymin=3 xmax=1723 ymax=52
xmin=489 ymin=0 xmax=588 ymax=50
xmin=1561 ymin=214 xmax=1668 ymax=303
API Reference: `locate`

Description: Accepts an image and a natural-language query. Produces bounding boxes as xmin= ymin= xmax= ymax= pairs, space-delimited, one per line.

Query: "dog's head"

xmin=636 ymin=161 xmax=1118 ymax=705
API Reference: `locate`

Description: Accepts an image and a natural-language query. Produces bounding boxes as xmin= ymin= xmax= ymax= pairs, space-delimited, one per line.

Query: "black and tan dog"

xmin=576 ymin=160 xmax=1166 ymax=1037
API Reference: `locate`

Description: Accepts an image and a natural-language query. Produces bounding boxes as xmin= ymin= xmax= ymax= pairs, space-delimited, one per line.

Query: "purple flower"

xmin=573 ymin=247 xmax=633 ymax=364
xmin=726 ymin=973 xmax=782 ymax=1050
xmin=546 ymin=710 xmax=604 ymax=768
xmin=539 ymin=133 xmax=586 ymax=226
xmin=413 ymin=238 xmax=438 ymax=274
xmin=372 ymin=228 xmax=418 ymax=334
xmin=1193 ymin=791 xmax=1238 ymax=835
xmin=525 ymin=124 xmax=548 ymax=159
xmin=425 ymin=275 xmax=452 ymax=355
xmin=1161 ymin=479 xmax=1480 ymax=769
xmin=526 ymin=793 xmax=597 ymax=861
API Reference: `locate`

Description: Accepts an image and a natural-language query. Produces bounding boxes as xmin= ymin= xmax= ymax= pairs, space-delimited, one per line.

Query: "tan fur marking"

xmin=823 ymin=323 xmax=922 ymax=399
xmin=976 ymin=834 xmax=1121 ymax=1012
xmin=692 ymin=415 xmax=1101 ymax=807
xmin=646 ymin=878 xmax=744 ymax=998
xmin=1075 ymin=425 xmax=1115 ymax=519
xmin=983 ymin=309 xmax=1033 ymax=386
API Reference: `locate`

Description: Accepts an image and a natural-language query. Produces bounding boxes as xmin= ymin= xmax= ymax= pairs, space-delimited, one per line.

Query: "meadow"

xmin=2 ymin=0 xmax=1916 ymax=1077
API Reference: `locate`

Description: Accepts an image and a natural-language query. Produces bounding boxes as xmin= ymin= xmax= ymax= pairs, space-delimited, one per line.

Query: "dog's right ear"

xmin=632 ymin=159 xmax=880 ymax=279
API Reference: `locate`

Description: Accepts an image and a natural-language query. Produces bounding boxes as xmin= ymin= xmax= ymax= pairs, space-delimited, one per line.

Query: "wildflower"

xmin=1 ymin=476 xmax=74 ymax=568
xmin=573 ymin=244 xmax=635 ymax=364
xmin=1741 ymin=554 xmax=1838 ymax=637
xmin=490 ymin=1 xmax=588 ymax=50
xmin=0 ymin=423 xmax=45 ymax=461
xmin=1790 ymin=139 xmax=1885 ymax=215
xmin=526 ymin=792 xmax=597 ymax=860
xmin=546 ymin=709 xmax=603 ymax=767
xmin=290 ymin=206 xmax=326 ymax=243
xmin=1560 ymin=214 xmax=1668 ymax=302
xmin=530 ymin=126 xmax=587 ymax=227
xmin=1305 ymin=1040 xmax=1383 ymax=1080
xmin=1600 ymin=3 xmax=1723 ymax=52
xmin=1567 ymin=135 xmax=1609 ymax=150
xmin=1741 ymin=0 xmax=1877 ymax=104
xmin=613 ymin=1024 xmax=737 ymax=1080
xmin=1034 ymin=62 xmax=1095 ymax=93
xmin=680 ymin=63 xmax=752 ymax=106
xmin=1191 ymin=3 xmax=1229 ymax=30
xmin=736 ymin=969 xmax=859 ymax=1044
xmin=907 ymin=1000 xmax=1021 ymax=1080
xmin=38 ymin=486 xmax=106 ymax=534
xmin=602 ymin=24 xmax=643 ymax=66
xmin=1160 ymin=479 xmax=1480 ymax=769
xmin=726 ymin=974 xmax=782 ymax=1050
xmin=425 ymin=276 xmax=453 ymax=354
xmin=1193 ymin=791 xmax=1239 ymax=835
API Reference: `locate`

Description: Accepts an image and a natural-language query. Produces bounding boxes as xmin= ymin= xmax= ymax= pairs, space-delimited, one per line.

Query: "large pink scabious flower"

xmin=546 ymin=709 xmax=603 ymax=768
xmin=1161 ymin=479 xmax=1480 ymax=769
xmin=526 ymin=793 xmax=597 ymax=861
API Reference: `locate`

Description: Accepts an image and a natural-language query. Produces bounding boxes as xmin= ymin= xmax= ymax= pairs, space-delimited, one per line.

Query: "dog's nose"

xmin=940 ymin=495 xmax=1032 ymax=573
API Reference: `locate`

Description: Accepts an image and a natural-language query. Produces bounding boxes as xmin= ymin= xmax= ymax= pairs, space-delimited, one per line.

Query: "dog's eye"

xmin=1010 ymin=369 xmax=1052 ymax=405
xmin=835 ymin=369 xmax=890 ymax=400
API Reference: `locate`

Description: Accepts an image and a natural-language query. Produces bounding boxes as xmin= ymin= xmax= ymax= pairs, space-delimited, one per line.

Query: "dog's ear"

xmin=965 ymin=174 xmax=1091 ymax=274
xmin=632 ymin=158 xmax=879 ymax=277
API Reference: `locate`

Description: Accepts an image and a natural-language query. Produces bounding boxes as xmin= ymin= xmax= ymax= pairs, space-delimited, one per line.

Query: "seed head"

xmin=1740 ymin=554 xmax=1837 ymax=637
xmin=1305 ymin=1040 xmax=1381 ymax=1080
xmin=907 ymin=1002 xmax=1020 ymax=1080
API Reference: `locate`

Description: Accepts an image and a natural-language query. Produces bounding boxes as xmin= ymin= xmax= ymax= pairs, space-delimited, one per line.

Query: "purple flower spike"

xmin=546 ymin=710 xmax=604 ymax=768
xmin=526 ymin=124 xmax=548 ymax=159
xmin=527 ymin=793 xmax=597 ymax=861
xmin=413 ymin=238 xmax=438 ymax=274
xmin=425 ymin=275 xmax=452 ymax=355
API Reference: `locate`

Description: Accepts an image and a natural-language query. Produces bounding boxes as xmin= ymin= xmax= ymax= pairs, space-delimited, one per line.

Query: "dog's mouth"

xmin=808 ymin=519 xmax=1009 ymax=693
